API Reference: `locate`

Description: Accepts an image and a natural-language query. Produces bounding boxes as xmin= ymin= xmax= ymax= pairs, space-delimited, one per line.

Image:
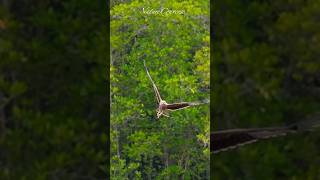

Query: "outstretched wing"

xmin=211 ymin=127 xmax=293 ymax=154
xmin=166 ymin=102 xmax=190 ymax=111
xmin=211 ymin=113 xmax=320 ymax=154
xmin=167 ymin=100 xmax=209 ymax=111
xmin=143 ymin=60 xmax=162 ymax=103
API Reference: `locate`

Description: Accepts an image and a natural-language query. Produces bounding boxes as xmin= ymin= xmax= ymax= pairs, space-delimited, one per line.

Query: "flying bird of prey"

xmin=211 ymin=113 xmax=320 ymax=154
xmin=143 ymin=60 xmax=208 ymax=118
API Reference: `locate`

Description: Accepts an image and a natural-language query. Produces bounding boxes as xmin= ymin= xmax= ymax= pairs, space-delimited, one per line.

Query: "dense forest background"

xmin=212 ymin=0 xmax=320 ymax=179
xmin=0 ymin=0 xmax=107 ymax=179
xmin=1 ymin=0 xmax=320 ymax=179
xmin=110 ymin=0 xmax=209 ymax=179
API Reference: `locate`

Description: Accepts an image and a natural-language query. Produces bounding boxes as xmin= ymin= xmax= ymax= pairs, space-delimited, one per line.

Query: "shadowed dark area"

xmin=0 ymin=0 xmax=108 ymax=179
xmin=212 ymin=0 xmax=320 ymax=179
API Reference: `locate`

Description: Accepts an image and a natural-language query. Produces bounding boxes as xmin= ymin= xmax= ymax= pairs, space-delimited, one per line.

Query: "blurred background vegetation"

xmin=1 ymin=0 xmax=320 ymax=179
xmin=0 ymin=0 xmax=107 ymax=179
xmin=110 ymin=0 xmax=209 ymax=179
xmin=212 ymin=0 xmax=320 ymax=179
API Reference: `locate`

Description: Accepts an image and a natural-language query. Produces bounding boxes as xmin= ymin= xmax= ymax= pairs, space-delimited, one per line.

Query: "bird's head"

xmin=159 ymin=100 xmax=167 ymax=110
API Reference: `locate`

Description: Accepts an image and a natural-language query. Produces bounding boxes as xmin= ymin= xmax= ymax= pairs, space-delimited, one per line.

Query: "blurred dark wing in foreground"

xmin=211 ymin=127 xmax=292 ymax=153
xmin=211 ymin=113 xmax=320 ymax=154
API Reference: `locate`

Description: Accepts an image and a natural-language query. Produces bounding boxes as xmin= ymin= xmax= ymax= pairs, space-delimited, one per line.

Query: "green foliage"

xmin=213 ymin=0 xmax=320 ymax=179
xmin=111 ymin=0 xmax=209 ymax=179
xmin=0 ymin=0 xmax=107 ymax=179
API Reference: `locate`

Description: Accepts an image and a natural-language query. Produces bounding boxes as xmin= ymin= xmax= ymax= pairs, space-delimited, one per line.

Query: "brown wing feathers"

xmin=166 ymin=100 xmax=210 ymax=111
xmin=166 ymin=102 xmax=190 ymax=110
xmin=212 ymin=113 xmax=320 ymax=154
xmin=211 ymin=127 xmax=293 ymax=154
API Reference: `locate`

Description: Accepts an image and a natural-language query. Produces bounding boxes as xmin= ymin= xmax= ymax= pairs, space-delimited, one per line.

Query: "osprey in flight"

xmin=143 ymin=60 xmax=208 ymax=118
xmin=211 ymin=113 xmax=320 ymax=153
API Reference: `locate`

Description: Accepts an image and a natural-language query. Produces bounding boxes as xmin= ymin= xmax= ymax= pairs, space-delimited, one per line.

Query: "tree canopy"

xmin=0 ymin=1 xmax=107 ymax=179
xmin=212 ymin=0 xmax=320 ymax=179
xmin=111 ymin=0 xmax=210 ymax=179
xmin=1 ymin=0 xmax=319 ymax=179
